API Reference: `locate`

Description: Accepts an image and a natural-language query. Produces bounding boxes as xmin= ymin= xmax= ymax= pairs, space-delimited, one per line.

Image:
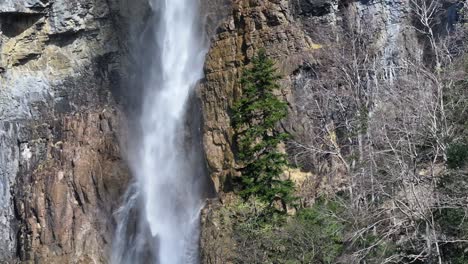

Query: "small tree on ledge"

xmin=232 ymin=49 xmax=295 ymax=210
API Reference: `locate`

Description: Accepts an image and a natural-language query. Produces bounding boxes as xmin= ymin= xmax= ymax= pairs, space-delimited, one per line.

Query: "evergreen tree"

xmin=232 ymin=50 xmax=295 ymax=209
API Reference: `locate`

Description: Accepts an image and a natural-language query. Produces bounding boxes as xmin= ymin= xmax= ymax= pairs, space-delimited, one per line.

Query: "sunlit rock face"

xmin=0 ymin=0 xmax=145 ymax=262
xmin=199 ymin=0 xmax=314 ymax=193
xmin=0 ymin=1 xmax=48 ymax=13
xmin=197 ymin=0 xmax=428 ymax=196
xmin=0 ymin=0 xmax=460 ymax=263
xmin=198 ymin=0 xmax=457 ymax=262
xmin=199 ymin=0 xmax=460 ymax=195
xmin=0 ymin=0 xmax=227 ymax=262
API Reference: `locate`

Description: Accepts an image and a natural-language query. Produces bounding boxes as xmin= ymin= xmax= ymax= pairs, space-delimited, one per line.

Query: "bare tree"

xmin=287 ymin=1 xmax=468 ymax=262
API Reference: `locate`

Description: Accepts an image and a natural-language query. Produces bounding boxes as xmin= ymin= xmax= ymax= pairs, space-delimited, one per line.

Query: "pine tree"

xmin=232 ymin=50 xmax=295 ymax=209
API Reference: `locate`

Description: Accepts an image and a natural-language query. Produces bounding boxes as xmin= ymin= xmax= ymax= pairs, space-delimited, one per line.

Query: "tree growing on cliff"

xmin=232 ymin=50 xmax=295 ymax=210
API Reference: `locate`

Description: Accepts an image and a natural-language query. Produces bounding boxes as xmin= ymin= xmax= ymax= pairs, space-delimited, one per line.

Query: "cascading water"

xmin=112 ymin=0 xmax=208 ymax=263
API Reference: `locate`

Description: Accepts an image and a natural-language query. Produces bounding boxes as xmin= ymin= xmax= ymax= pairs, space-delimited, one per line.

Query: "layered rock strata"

xmin=0 ymin=0 xmax=134 ymax=262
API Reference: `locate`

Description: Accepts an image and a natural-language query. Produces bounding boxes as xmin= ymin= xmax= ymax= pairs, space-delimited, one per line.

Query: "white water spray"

xmin=112 ymin=0 xmax=207 ymax=263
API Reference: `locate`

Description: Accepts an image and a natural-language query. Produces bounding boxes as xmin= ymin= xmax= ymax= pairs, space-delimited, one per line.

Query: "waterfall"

xmin=112 ymin=0 xmax=208 ymax=263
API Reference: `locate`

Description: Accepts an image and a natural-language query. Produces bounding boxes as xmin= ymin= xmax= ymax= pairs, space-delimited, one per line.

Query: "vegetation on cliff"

xmin=228 ymin=51 xmax=346 ymax=263
xmin=205 ymin=2 xmax=468 ymax=263
xmin=232 ymin=49 xmax=295 ymax=210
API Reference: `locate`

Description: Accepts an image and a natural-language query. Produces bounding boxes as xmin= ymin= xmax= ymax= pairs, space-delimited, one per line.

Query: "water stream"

xmin=112 ymin=0 xmax=208 ymax=263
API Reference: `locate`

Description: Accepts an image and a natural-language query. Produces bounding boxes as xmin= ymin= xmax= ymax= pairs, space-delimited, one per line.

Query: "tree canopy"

xmin=232 ymin=50 xmax=295 ymax=209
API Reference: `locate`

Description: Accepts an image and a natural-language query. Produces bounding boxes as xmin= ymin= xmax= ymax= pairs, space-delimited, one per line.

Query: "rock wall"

xmin=199 ymin=0 xmax=444 ymax=196
xmin=0 ymin=0 xmax=138 ymax=262
xmin=0 ymin=0 xmax=461 ymax=263
xmin=198 ymin=0 xmax=454 ymax=262
xmin=199 ymin=0 xmax=314 ymax=192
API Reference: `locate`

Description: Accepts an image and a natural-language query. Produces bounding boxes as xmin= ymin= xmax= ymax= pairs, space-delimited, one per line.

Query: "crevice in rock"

xmin=0 ymin=12 xmax=45 ymax=38
xmin=12 ymin=53 xmax=41 ymax=66
xmin=72 ymin=184 xmax=85 ymax=213
xmin=45 ymin=29 xmax=89 ymax=48
xmin=292 ymin=0 xmax=333 ymax=17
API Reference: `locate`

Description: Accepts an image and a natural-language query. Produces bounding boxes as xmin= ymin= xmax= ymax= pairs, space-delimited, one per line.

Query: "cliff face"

xmin=0 ymin=0 xmax=135 ymax=262
xmin=200 ymin=0 xmax=314 ymax=192
xmin=0 ymin=0 xmax=464 ymax=263
xmin=199 ymin=1 xmax=325 ymax=261
xmin=200 ymin=0 xmax=423 ymax=195
xmin=0 ymin=0 xmax=226 ymax=262
xmin=199 ymin=0 xmax=464 ymax=262
xmin=0 ymin=0 xmax=224 ymax=262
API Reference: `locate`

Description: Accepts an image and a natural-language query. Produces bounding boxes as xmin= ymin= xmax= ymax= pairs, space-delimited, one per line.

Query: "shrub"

xmin=434 ymin=208 xmax=468 ymax=263
xmin=447 ymin=143 xmax=468 ymax=169
xmin=232 ymin=198 xmax=345 ymax=264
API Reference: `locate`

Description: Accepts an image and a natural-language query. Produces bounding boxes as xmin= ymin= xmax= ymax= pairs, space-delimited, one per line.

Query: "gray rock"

xmin=0 ymin=73 xmax=51 ymax=121
xmin=0 ymin=0 xmax=49 ymax=13
xmin=0 ymin=0 xmax=135 ymax=262
xmin=0 ymin=122 xmax=19 ymax=261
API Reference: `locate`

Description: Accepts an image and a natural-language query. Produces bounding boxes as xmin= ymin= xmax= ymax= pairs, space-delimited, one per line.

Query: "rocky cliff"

xmin=0 ymin=0 xmax=136 ymax=262
xmin=0 ymin=0 xmax=465 ymax=263
xmin=200 ymin=0 xmax=315 ymax=192
xmin=199 ymin=0 xmax=425 ymax=197
xmin=199 ymin=0 xmax=466 ymax=262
